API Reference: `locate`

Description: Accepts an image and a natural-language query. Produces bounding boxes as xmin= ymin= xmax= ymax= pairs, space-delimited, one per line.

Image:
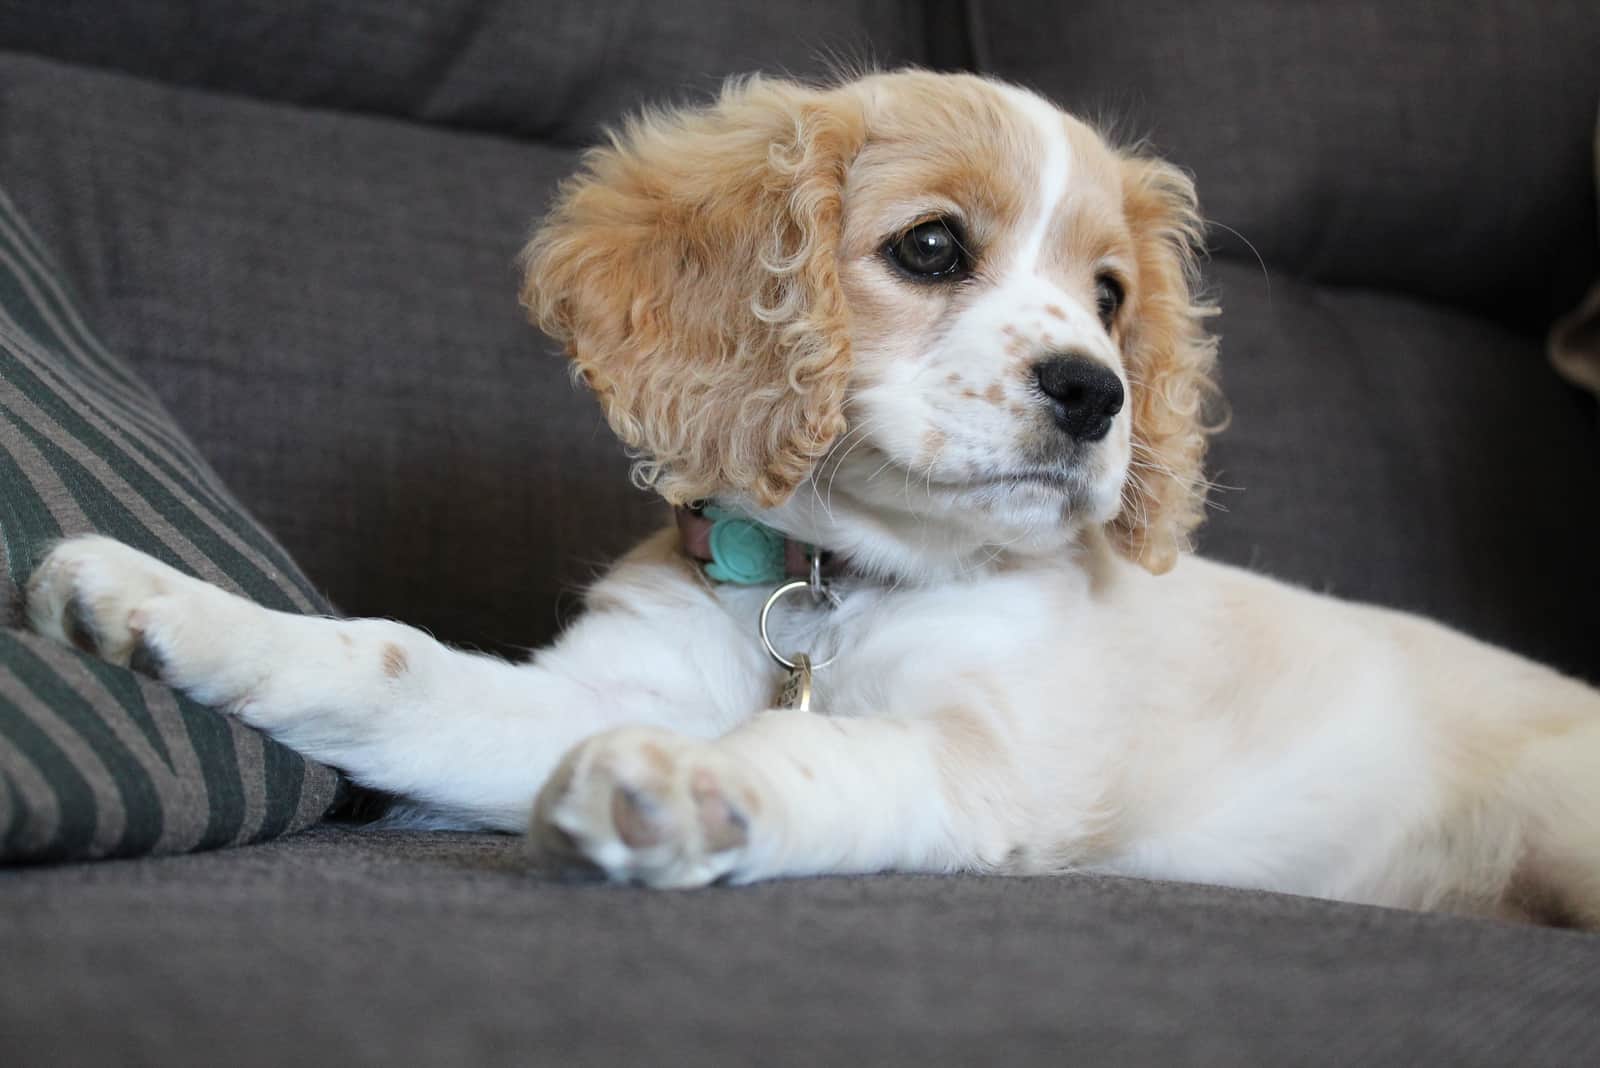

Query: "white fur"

xmin=23 ymin=81 xmax=1600 ymax=923
xmin=28 ymin=523 xmax=1600 ymax=915
xmin=1000 ymin=84 xmax=1071 ymax=273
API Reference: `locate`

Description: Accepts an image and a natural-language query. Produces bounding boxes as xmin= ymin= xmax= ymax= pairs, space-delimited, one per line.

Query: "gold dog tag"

xmin=777 ymin=653 xmax=813 ymax=712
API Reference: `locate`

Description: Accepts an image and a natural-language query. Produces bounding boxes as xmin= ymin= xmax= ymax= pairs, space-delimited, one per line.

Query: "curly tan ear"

xmin=521 ymin=78 xmax=867 ymax=507
xmin=1111 ymin=155 xmax=1222 ymax=574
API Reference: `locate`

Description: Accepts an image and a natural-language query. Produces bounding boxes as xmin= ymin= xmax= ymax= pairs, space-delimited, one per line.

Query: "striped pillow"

xmin=0 ymin=186 xmax=343 ymax=862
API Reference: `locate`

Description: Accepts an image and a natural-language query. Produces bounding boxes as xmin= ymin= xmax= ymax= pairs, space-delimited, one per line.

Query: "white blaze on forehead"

xmin=995 ymin=85 xmax=1072 ymax=273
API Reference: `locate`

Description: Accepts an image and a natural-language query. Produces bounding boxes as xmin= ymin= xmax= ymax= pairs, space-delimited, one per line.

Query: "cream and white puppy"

xmin=25 ymin=71 xmax=1600 ymax=925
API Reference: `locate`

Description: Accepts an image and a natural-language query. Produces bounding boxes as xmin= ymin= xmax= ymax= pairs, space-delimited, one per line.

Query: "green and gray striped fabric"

xmin=0 ymin=186 xmax=343 ymax=862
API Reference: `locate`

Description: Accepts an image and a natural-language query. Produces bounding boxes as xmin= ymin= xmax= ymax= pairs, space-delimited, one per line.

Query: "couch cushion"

xmin=0 ymin=51 xmax=668 ymax=655
xmin=974 ymin=0 xmax=1600 ymax=329
xmin=1200 ymin=260 xmax=1600 ymax=681
xmin=0 ymin=186 xmax=341 ymax=862
xmin=0 ymin=0 xmax=930 ymax=143
xmin=3 ymin=826 xmax=1600 ymax=1066
xmin=1549 ymin=117 xmax=1600 ymax=398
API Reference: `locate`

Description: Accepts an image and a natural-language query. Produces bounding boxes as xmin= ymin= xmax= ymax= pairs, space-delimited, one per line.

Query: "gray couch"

xmin=3 ymin=2 xmax=1599 ymax=1063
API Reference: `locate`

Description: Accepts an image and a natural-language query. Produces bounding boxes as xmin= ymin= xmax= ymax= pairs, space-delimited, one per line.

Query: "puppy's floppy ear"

xmin=1111 ymin=155 xmax=1221 ymax=574
xmin=521 ymin=77 xmax=866 ymax=506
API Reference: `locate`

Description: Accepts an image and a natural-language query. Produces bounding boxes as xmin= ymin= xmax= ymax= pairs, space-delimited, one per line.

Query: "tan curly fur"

xmin=1110 ymin=156 xmax=1221 ymax=574
xmin=521 ymin=77 xmax=868 ymax=507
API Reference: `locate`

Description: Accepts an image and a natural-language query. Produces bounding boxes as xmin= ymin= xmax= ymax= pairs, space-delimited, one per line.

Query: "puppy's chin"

xmin=817 ymin=447 xmax=1127 ymax=546
xmin=925 ymin=465 xmax=1126 ymax=535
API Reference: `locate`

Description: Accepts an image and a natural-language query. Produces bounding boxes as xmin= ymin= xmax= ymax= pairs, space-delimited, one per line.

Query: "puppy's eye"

xmin=1095 ymin=274 xmax=1125 ymax=327
xmin=885 ymin=219 xmax=969 ymax=280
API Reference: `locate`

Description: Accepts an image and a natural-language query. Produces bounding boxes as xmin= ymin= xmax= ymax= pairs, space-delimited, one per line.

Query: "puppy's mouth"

xmin=818 ymin=440 xmax=1111 ymax=513
xmin=926 ymin=466 xmax=1094 ymax=496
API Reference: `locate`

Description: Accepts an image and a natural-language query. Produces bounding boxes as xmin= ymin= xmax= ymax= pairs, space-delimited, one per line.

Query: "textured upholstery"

xmin=0 ymin=188 xmax=340 ymax=861
xmin=0 ymin=51 xmax=644 ymax=653
xmin=4 ymin=826 xmax=1600 ymax=1067
xmin=1197 ymin=259 xmax=1599 ymax=675
xmin=0 ymin=0 xmax=932 ymax=141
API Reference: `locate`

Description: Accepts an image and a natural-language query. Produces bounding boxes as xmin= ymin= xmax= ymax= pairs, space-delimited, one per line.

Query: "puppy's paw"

xmin=530 ymin=726 xmax=764 ymax=888
xmin=26 ymin=536 xmax=187 ymax=674
xmin=24 ymin=535 xmax=258 ymax=707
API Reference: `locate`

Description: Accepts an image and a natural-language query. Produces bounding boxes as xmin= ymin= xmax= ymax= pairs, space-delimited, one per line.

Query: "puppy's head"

xmin=523 ymin=71 xmax=1217 ymax=575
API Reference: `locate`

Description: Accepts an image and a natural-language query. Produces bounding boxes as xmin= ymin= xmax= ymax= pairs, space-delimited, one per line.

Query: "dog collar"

xmin=676 ymin=504 xmax=849 ymax=715
xmin=675 ymin=505 xmax=840 ymax=586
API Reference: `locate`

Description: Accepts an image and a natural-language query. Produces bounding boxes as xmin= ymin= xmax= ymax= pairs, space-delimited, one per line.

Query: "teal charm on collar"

xmin=702 ymin=505 xmax=788 ymax=585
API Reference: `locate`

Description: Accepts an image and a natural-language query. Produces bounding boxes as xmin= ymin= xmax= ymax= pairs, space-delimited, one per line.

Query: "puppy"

xmin=26 ymin=71 xmax=1600 ymax=925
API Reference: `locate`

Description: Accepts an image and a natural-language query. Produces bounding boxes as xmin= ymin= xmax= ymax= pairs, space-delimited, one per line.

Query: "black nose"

xmin=1034 ymin=354 xmax=1125 ymax=442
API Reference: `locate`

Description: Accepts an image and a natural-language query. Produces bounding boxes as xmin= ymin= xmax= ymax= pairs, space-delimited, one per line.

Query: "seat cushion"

xmin=3 ymin=826 xmax=1600 ymax=1066
xmin=0 ymin=186 xmax=341 ymax=862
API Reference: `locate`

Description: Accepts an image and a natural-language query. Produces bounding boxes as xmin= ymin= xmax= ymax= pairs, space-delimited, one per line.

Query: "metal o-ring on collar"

xmin=759 ymin=580 xmax=840 ymax=671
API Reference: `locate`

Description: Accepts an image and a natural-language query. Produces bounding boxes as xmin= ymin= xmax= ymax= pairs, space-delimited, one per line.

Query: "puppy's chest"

xmin=716 ymin=572 xmax=1078 ymax=716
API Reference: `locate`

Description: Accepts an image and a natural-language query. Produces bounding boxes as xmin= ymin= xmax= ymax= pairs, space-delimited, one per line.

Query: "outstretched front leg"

xmin=532 ymin=704 xmax=1025 ymax=885
xmin=27 ymin=534 xmax=769 ymax=830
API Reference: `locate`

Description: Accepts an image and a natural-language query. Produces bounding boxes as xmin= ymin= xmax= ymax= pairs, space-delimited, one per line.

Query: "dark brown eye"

xmin=885 ymin=219 xmax=969 ymax=280
xmin=1095 ymin=274 xmax=1125 ymax=326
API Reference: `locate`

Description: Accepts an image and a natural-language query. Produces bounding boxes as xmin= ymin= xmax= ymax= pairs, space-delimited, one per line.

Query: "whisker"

xmin=1206 ymin=219 xmax=1271 ymax=302
xmin=864 ymin=452 xmax=900 ymax=484
xmin=812 ymin=417 xmax=886 ymax=519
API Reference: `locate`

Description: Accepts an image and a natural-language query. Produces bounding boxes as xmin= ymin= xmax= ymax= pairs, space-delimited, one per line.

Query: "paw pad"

xmin=531 ymin=727 xmax=760 ymax=888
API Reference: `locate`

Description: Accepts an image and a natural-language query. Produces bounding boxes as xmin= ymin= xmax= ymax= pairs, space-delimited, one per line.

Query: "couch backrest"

xmin=1 ymin=1 xmax=1596 ymax=674
xmin=975 ymin=0 xmax=1600 ymax=329
xmin=0 ymin=1 xmax=937 ymax=140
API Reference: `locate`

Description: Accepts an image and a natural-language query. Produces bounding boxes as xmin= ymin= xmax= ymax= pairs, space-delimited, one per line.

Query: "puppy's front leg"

xmin=533 ymin=707 xmax=1019 ymax=886
xmin=26 ymin=535 xmax=760 ymax=830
